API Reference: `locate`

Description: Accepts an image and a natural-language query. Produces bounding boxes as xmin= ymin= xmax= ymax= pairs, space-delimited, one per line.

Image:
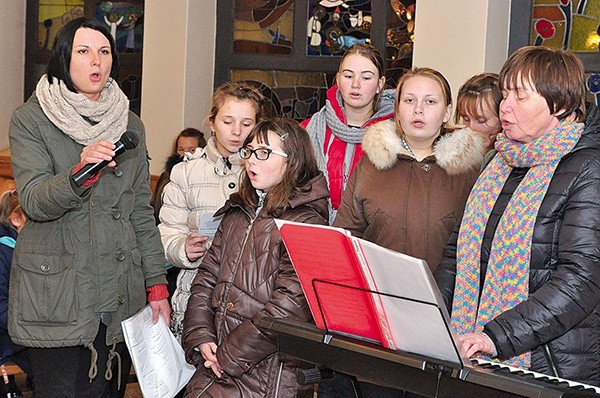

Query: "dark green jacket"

xmin=7 ymin=94 xmax=166 ymax=347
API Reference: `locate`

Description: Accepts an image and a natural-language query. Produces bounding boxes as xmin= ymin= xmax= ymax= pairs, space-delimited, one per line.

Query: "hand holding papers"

xmin=122 ymin=305 xmax=195 ymax=398
xmin=275 ymin=219 xmax=465 ymax=367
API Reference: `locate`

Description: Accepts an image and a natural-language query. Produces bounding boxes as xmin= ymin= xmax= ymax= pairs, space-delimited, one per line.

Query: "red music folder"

xmin=276 ymin=219 xmax=464 ymax=365
xmin=276 ymin=219 xmax=394 ymax=348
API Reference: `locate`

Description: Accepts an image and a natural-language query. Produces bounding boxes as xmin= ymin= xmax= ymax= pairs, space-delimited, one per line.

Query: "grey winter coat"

xmin=8 ymin=94 xmax=167 ymax=347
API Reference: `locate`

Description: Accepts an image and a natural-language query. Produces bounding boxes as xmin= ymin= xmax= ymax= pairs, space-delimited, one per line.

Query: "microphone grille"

xmin=120 ymin=131 xmax=139 ymax=150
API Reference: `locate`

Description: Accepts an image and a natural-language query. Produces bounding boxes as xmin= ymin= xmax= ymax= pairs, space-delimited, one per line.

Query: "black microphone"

xmin=72 ymin=131 xmax=139 ymax=187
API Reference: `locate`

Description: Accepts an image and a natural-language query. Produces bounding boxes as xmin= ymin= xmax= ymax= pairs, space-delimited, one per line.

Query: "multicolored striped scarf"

xmin=450 ymin=118 xmax=583 ymax=368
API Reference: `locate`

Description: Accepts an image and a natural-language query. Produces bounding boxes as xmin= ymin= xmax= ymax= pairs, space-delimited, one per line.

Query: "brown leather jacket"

xmin=182 ymin=173 xmax=329 ymax=397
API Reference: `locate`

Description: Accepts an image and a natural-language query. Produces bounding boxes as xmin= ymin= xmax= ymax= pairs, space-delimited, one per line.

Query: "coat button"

xmin=112 ymin=209 xmax=121 ymax=219
xmin=226 ymin=302 xmax=234 ymax=309
xmin=421 ymin=164 xmax=431 ymax=172
xmin=228 ymin=182 xmax=236 ymax=189
xmin=116 ymin=251 xmax=126 ymax=261
xmin=40 ymin=263 xmax=50 ymax=272
xmin=244 ymin=363 xmax=251 ymax=370
xmin=114 ymin=168 xmax=123 ymax=177
xmin=117 ymin=295 xmax=125 ymax=304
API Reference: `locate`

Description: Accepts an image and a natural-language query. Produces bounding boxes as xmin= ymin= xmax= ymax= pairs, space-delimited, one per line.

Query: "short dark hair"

xmin=172 ymin=128 xmax=207 ymax=154
xmin=499 ymin=46 xmax=586 ymax=121
xmin=238 ymin=118 xmax=320 ymax=215
xmin=47 ymin=17 xmax=120 ymax=92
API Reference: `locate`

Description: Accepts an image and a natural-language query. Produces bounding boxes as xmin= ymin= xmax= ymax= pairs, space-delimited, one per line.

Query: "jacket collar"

xmin=219 ymin=172 xmax=330 ymax=219
xmin=362 ymin=120 xmax=487 ymax=175
xmin=186 ymin=136 xmax=244 ymax=168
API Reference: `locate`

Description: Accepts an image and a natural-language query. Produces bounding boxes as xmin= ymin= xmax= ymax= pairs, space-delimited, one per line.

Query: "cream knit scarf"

xmin=36 ymin=75 xmax=129 ymax=145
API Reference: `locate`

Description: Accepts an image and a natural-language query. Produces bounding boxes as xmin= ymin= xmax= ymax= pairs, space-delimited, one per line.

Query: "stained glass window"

xmin=587 ymin=72 xmax=600 ymax=104
xmin=528 ymin=0 xmax=600 ymax=104
xmin=307 ymin=0 xmax=372 ymax=56
xmin=234 ymin=0 xmax=294 ymax=54
xmin=96 ymin=1 xmax=144 ymax=53
xmin=530 ymin=0 xmax=599 ymax=52
xmin=38 ymin=0 xmax=85 ymax=50
xmin=231 ymin=70 xmax=333 ymax=120
xmin=217 ymin=1 xmax=414 ymax=120
xmin=385 ymin=0 xmax=415 ymax=87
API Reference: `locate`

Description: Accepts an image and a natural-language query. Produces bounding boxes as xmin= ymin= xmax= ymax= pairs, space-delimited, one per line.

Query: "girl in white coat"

xmin=158 ymin=82 xmax=266 ymax=339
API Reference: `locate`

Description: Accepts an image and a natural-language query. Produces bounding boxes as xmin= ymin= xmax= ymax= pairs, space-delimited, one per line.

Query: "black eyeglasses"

xmin=239 ymin=147 xmax=288 ymax=160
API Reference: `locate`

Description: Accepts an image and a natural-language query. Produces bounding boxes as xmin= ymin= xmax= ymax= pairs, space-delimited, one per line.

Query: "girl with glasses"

xmin=158 ymin=82 xmax=266 ymax=343
xmin=182 ymin=118 xmax=329 ymax=398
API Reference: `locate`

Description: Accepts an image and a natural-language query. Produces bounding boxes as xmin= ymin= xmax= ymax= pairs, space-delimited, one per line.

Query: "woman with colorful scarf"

xmin=435 ymin=46 xmax=600 ymax=387
xmin=8 ymin=17 xmax=169 ymax=397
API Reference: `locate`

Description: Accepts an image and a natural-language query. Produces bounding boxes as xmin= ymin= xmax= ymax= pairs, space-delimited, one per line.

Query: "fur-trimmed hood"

xmin=362 ymin=120 xmax=487 ymax=175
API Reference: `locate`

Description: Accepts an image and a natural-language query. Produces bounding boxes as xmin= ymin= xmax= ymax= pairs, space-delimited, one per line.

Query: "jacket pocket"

xmin=16 ymin=252 xmax=77 ymax=324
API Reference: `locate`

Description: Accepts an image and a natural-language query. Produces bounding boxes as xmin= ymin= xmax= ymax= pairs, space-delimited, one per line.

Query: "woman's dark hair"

xmin=171 ymin=127 xmax=207 ymax=154
xmin=47 ymin=17 xmax=119 ymax=92
xmin=499 ymin=46 xmax=586 ymax=121
xmin=238 ymin=118 xmax=320 ymax=215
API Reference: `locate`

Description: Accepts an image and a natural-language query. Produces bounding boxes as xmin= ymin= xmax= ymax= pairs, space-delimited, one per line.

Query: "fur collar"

xmin=362 ymin=120 xmax=487 ymax=175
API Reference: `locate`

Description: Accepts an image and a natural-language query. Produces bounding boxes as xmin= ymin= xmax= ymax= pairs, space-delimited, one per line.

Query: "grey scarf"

xmin=305 ymin=88 xmax=395 ymax=180
xmin=305 ymin=88 xmax=395 ymax=222
xmin=36 ymin=74 xmax=129 ymax=145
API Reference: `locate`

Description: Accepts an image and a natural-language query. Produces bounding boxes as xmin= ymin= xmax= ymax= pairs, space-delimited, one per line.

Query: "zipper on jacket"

xmin=273 ymin=361 xmax=284 ymax=397
xmin=221 ymin=204 xmax=256 ymax=324
xmin=194 ymin=376 xmax=216 ymax=397
xmin=542 ymin=344 xmax=561 ymax=378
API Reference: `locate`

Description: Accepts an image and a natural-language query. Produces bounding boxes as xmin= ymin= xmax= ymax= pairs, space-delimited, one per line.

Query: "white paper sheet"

xmin=121 ymin=305 xmax=196 ymax=398
xmin=197 ymin=211 xmax=220 ymax=238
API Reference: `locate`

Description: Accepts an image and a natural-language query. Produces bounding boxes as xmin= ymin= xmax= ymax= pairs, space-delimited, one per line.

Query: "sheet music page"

xmin=121 ymin=305 xmax=196 ymax=398
xmin=197 ymin=211 xmax=221 ymax=238
xmin=357 ymin=239 xmax=463 ymax=365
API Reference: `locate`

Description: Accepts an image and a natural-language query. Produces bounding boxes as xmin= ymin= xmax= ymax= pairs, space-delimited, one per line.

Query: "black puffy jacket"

xmin=435 ymin=103 xmax=600 ymax=386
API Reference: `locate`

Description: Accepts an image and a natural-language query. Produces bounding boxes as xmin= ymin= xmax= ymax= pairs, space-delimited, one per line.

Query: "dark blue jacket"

xmin=0 ymin=222 xmax=22 ymax=360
